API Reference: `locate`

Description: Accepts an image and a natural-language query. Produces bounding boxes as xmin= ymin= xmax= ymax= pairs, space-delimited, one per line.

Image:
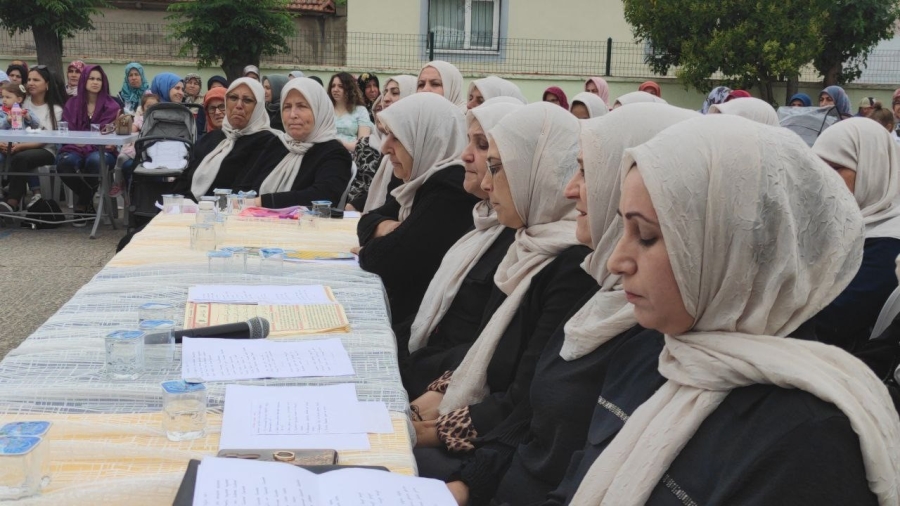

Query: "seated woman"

xmin=584 ymin=77 xmax=610 ymax=105
xmin=357 ymin=72 xmax=380 ymax=121
xmin=700 ymin=86 xmax=731 ymax=114
xmin=65 ymin=60 xmax=84 ymax=97
xmin=202 ymin=87 xmax=227 ymax=133
xmin=183 ymin=73 xmax=206 ymax=135
xmin=637 ymin=80 xmax=661 ymax=97
xmin=149 ymin=73 xmax=185 ymax=104
xmin=329 ymin=72 xmax=373 ymax=152
xmin=820 ymin=85 xmax=852 ymax=119
xmin=351 ymin=75 xmax=418 ymax=212
xmin=708 ymin=96 xmax=779 ymax=126
xmin=263 ymin=74 xmax=289 ymax=132
xmin=418 ymin=61 xmax=467 ymax=111
xmin=399 ymin=99 xmax=523 ymax=387
xmin=613 ymin=91 xmax=666 ymax=109
xmin=811 ymin=117 xmax=900 ymax=350
xmin=118 ymin=63 xmax=149 ymax=114
xmin=410 ymin=103 xmax=596 ymax=480
xmin=444 ymin=103 xmax=699 ymax=506
xmin=240 ymin=78 xmax=351 ymax=208
xmin=789 ymin=92 xmax=813 ymax=107
xmin=542 ymin=87 xmax=568 ymax=109
xmin=173 ymin=78 xmax=277 ymax=200
xmin=569 ymin=92 xmax=608 ymax=120
xmin=545 ymin=115 xmax=898 ymax=506
xmin=466 ymin=77 xmax=527 ymax=109
xmin=355 ymin=93 xmax=479 ymax=325
xmin=56 ymin=65 xmax=121 ymax=223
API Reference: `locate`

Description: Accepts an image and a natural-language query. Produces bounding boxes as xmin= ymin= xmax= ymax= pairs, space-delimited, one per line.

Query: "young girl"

xmin=109 ymin=92 xmax=160 ymax=198
xmin=0 ymin=82 xmax=41 ymax=130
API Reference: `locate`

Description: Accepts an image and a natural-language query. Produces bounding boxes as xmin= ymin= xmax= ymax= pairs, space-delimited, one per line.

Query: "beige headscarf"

xmin=408 ymin=101 xmax=524 ymax=353
xmin=361 ymin=75 xmax=418 ymax=213
xmin=560 ymin=103 xmax=700 ymax=361
xmin=613 ymin=91 xmax=667 ymax=107
xmin=708 ymin=97 xmax=779 ymax=126
xmin=440 ymin=103 xmax=582 ymax=413
xmin=813 ymin=117 xmax=900 ymax=241
xmin=569 ymin=115 xmax=900 ymax=506
xmin=191 ymin=78 xmax=272 ymax=199
xmin=570 ymin=92 xmax=609 ymax=118
xmin=258 ymin=78 xmax=337 ymax=195
xmin=420 ymin=60 xmax=467 ymax=111
xmin=377 ymin=93 xmax=466 ymax=222
xmin=469 ymin=76 xmax=527 ymax=105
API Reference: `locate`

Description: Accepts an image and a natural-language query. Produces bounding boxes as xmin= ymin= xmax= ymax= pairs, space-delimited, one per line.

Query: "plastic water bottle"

xmin=10 ymin=103 xmax=23 ymax=130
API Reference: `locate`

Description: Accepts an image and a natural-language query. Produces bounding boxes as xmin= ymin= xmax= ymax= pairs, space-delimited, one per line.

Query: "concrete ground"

xmin=0 ymin=221 xmax=121 ymax=359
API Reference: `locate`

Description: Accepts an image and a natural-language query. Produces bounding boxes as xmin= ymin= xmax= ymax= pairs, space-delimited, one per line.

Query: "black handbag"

xmin=21 ymin=198 xmax=65 ymax=229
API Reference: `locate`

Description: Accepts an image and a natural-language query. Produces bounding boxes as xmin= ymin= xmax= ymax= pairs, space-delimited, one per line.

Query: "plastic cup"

xmin=161 ymin=381 xmax=207 ymax=442
xmin=213 ymin=189 xmax=233 ymax=214
xmin=162 ymin=194 xmax=184 ymax=215
xmin=138 ymin=302 xmax=175 ymax=323
xmin=220 ymin=246 xmax=248 ymax=273
xmin=259 ymin=247 xmax=285 ymax=276
xmin=139 ymin=319 xmax=177 ymax=366
xmin=207 ymin=250 xmax=233 ymax=273
xmin=0 ymin=436 xmax=49 ymax=500
xmin=311 ymin=200 xmax=332 ymax=219
xmin=104 ymin=330 xmax=144 ymax=380
xmin=57 ymin=122 xmax=68 ymax=135
xmin=90 ymin=124 xmax=100 ymax=134
xmin=189 ymin=223 xmax=216 ymax=251
xmin=299 ymin=210 xmax=318 ymax=229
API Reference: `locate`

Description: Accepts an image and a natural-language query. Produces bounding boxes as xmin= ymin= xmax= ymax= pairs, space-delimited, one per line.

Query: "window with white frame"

xmin=429 ymin=0 xmax=500 ymax=51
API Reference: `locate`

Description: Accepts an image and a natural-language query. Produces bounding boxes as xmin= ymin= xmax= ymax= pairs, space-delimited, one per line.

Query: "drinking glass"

xmin=90 ymin=124 xmax=100 ymax=134
xmin=161 ymin=381 xmax=207 ymax=442
xmin=104 ymin=330 xmax=144 ymax=380
xmin=311 ymin=200 xmax=332 ymax=219
xmin=189 ymin=223 xmax=216 ymax=251
xmin=56 ymin=122 xmax=68 ymax=135
xmin=259 ymin=247 xmax=285 ymax=276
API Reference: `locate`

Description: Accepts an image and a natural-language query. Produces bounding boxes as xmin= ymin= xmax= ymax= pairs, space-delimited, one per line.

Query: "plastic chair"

xmin=337 ymin=162 xmax=358 ymax=210
xmin=871 ymin=286 xmax=900 ymax=339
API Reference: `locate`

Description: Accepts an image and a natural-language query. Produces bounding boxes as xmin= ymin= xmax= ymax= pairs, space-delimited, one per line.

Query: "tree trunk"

xmin=785 ymin=75 xmax=799 ymax=107
xmin=823 ymin=61 xmax=841 ymax=87
xmin=31 ymin=24 xmax=63 ymax=78
xmin=758 ymin=78 xmax=775 ymax=105
xmin=222 ymin=54 xmax=260 ymax=83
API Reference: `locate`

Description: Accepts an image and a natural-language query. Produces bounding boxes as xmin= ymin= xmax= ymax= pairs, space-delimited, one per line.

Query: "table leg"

xmin=90 ymin=147 xmax=119 ymax=238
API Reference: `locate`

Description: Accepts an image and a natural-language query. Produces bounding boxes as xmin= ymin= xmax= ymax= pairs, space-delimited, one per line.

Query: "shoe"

xmin=72 ymin=219 xmax=87 ymax=228
xmin=108 ymin=182 xmax=122 ymax=198
xmin=72 ymin=206 xmax=89 ymax=227
xmin=26 ymin=194 xmax=41 ymax=209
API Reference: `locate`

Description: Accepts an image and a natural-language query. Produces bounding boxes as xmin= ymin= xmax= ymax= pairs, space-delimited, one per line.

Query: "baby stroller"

xmin=777 ymin=106 xmax=842 ymax=147
xmin=127 ymin=102 xmax=199 ymax=232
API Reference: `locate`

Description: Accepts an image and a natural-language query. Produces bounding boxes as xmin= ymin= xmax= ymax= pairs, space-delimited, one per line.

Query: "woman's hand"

xmin=350 ymin=246 xmax=362 ymax=255
xmin=345 ymin=203 xmax=357 ymax=211
xmin=374 ymin=219 xmax=400 ymax=238
xmin=446 ymin=482 xmax=470 ymax=506
xmin=410 ymin=391 xmax=443 ymax=421
xmin=413 ymin=419 xmax=440 ymax=448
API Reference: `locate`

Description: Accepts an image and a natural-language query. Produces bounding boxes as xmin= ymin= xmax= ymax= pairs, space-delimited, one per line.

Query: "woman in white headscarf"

xmin=441 ymin=103 xmax=699 ymax=504
xmin=355 ymin=93 xmax=481 ymax=325
xmin=811 ymin=117 xmax=900 ymax=350
xmin=708 ymin=96 xmax=779 ymax=126
xmin=239 ymin=78 xmax=351 ymax=208
xmin=400 ymin=99 xmax=523 ymax=396
xmin=174 ymin=77 xmax=277 ymax=200
xmin=410 ymin=103 xmax=597 ymax=480
xmin=349 ymin=74 xmax=418 ymax=212
xmin=569 ymin=91 xmax=609 ymax=120
xmin=612 ymin=90 xmax=667 ymax=109
xmin=417 ymin=60 xmax=467 ymax=111
xmin=547 ymin=115 xmax=900 ymax=506
xmin=466 ymin=76 xmax=527 ymax=109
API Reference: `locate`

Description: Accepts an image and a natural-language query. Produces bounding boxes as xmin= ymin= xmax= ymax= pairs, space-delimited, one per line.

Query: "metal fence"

xmin=1 ymin=22 xmax=898 ymax=84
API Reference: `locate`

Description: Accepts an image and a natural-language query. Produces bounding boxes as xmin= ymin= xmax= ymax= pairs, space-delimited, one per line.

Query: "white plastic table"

xmin=0 ymin=130 xmax=139 ymax=238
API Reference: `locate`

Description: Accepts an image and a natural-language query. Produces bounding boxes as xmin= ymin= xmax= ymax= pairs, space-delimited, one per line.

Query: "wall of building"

xmin=347 ymin=0 xmax=421 ymax=34
xmin=505 ymin=0 xmax=633 ymax=42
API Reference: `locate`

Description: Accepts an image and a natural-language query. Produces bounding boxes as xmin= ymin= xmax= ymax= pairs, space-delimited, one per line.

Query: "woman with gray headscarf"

xmin=262 ymin=74 xmax=290 ymax=131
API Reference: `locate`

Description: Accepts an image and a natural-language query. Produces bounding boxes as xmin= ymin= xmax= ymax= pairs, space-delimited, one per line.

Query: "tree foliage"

xmin=167 ymin=0 xmax=297 ymax=82
xmin=624 ymin=0 xmax=826 ymax=103
xmin=0 ymin=0 xmax=108 ymax=76
xmin=814 ymin=0 xmax=900 ymax=85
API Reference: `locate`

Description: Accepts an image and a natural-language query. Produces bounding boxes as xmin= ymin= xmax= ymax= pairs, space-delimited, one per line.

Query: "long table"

xmin=0 ymin=213 xmax=414 ymax=505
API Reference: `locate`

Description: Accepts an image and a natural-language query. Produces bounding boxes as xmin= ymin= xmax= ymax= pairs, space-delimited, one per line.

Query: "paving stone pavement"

xmin=0 ymin=222 xmax=121 ymax=359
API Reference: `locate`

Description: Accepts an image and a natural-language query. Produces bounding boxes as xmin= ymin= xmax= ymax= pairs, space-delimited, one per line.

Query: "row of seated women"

xmin=348 ymin=59 xmax=900 ymax=505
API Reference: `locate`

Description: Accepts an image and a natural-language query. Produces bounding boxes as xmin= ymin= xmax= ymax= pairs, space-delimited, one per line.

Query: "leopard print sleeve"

xmin=436 ymin=406 xmax=478 ymax=453
xmin=426 ymin=370 xmax=454 ymax=394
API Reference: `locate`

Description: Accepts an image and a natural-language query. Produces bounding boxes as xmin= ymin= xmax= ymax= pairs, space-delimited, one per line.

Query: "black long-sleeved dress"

xmin=172 ymin=129 xmax=276 ymax=200
xmin=237 ymin=137 xmax=352 ymax=208
xmin=357 ymin=165 xmax=480 ymax=325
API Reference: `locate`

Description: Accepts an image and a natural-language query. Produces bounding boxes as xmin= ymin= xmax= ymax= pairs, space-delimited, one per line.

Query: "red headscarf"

xmin=202 ymin=87 xmax=227 ymax=133
xmin=585 ymin=77 xmax=610 ymax=104
xmin=638 ymin=81 xmax=661 ymax=98
xmin=726 ymin=90 xmax=752 ymax=101
xmin=543 ymin=86 xmax=569 ymax=110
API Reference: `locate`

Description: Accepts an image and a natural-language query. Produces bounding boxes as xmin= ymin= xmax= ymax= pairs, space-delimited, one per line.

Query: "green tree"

xmin=814 ymin=0 xmax=900 ymax=86
xmin=624 ymin=0 xmax=826 ymax=104
xmin=167 ymin=0 xmax=297 ymax=82
xmin=0 ymin=0 xmax=109 ymax=78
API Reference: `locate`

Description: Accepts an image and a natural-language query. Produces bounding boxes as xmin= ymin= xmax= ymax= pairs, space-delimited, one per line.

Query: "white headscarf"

xmin=361 ymin=75 xmax=419 ymax=213
xmin=408 ymin=101 xmax=524 ymax=353
xmin=813 ymin=117 xmax=900 ymax=241
xmin=469 ymin=76 xmax=527 ymax=105
xmin=570 ymin=92 xmax=609 ymax=118
xmin=560 ymin=104 xmax=700 ymax=361
xmin=569 ymin=116 xmax=900 ymax=506
xmin=708 ymin=97 xmax=779 ymax=126
xmin=614 ymin=91 xmax=667 ymax=107
xmin=378 ymin=93 xmax=466 ymax=222
xmin=191 ymin=78 xmax=272 ymax=199
xmin=440 ymin=103 xmax=581 ymax=413
xmin=258 ymin=78 xmax=337 ymax=195
xmin=420 ymin=60 xmax=467 ymax=111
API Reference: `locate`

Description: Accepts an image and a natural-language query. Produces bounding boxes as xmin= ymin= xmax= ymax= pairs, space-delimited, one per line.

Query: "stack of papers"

xmin=220 ymin=384 xmax=393 ymax=452
xmin=194 ymin=457 xmax=456 ymax=506
xmin=187 ymin=284 xmax=336 ymax=305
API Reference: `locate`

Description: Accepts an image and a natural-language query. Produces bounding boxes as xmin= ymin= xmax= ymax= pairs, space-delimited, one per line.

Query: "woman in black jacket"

xmin=239 ymin=78 xmax=351 ymax=208
xmin=355 ymin=93 xmax=479 ymax=325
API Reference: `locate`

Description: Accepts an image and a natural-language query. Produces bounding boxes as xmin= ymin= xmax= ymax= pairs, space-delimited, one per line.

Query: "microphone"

xmin=173 ymin=317 xmax=270 ymax=343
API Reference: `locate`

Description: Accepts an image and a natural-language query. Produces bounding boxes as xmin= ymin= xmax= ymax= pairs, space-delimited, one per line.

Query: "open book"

xmin=193 ymin=457 xmax=456 ymax=506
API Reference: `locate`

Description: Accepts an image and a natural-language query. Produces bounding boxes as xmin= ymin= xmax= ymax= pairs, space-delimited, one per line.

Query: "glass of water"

xmin=311 ymin=200 xmax=332 ymax=219
xmin=138 ymin=302 xmax=175 ymax=323
xmin=189 ymin=223 xmax=216 ymax=251
xmin=104 ymin=330 xmax=144 ymax=380
xmin=220 ymin=246 xmax=248 ymax=273
xmin=161 ymin=380 xmax=207 ymax=442
xmin=57 ymin=122 xmax=68 ymax=135
xmin=259 ymin=247 xmax=285 ymax=276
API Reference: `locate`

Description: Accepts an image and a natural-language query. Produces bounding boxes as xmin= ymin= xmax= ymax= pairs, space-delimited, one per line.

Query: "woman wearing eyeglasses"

xmin=173 ymin=78 xmax=277 ymax=200
xmin=202 ymin=87 xmax=226 ymax=133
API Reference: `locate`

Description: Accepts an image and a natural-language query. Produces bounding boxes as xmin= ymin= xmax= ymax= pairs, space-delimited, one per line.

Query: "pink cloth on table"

xmin=238 ymin=206 xmax=305 ymax=219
